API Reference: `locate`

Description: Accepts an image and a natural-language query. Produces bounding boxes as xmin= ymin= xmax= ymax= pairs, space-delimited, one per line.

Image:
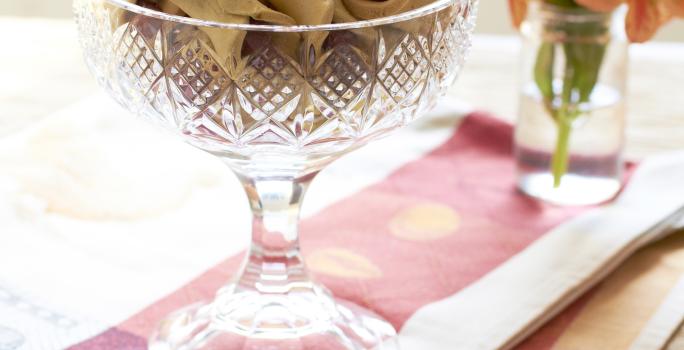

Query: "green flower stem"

xmin=533 ymin=1 xmax=608 ymax=187
xmin=551 ymin=111 xmax=573 ymax=187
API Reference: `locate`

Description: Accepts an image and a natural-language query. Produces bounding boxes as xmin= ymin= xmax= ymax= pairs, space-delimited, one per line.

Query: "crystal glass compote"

xmin=74 ymin=0 xmax=477 ymax=348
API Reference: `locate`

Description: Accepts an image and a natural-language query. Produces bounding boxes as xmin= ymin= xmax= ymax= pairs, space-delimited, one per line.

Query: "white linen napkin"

xmin=399 ymin=150 xmax=684 ymax=350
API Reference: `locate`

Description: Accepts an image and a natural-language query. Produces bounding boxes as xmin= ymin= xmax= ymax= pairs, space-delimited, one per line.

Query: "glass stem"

xmin=235 ymin=172 xmax=318 ymax=294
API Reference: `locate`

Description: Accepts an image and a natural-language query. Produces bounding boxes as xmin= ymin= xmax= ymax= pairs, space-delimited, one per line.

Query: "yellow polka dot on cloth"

xmin=389 ymin=203 xmax=460 ymax=241
xmin=307 ymin=248 xmax=382 ymax=279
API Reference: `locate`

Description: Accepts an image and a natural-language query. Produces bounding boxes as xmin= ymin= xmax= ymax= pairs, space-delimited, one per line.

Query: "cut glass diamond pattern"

xmin=311 ymin=45 xmax=371 ymax=111
xmin=236 ymin=47 xmax=304 ymax=122
xmin=116 ymin=22 xmax=163 ymax=92
xmin=377 ymin=35 xmax=430 ymax=104
xmin=168 ymin=38 xmax=230 ymax=108
xmin=431 ymin=9 xmax=473 ymax=91
xmin=431 ymin=19 xmax=456 ymax=81
xmin=74 ymin=0 xmax=114 ymax=84
xmin=76 ymin=0 xmax=476 ymax=157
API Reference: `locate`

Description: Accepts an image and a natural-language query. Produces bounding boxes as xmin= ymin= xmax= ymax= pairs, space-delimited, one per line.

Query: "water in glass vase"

xmin=515 ymin=82 xmax=625 ymax=206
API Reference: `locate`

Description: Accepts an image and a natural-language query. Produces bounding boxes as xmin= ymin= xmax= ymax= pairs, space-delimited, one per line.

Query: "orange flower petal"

xmin=626 ymin=0 xmax=666 ymax=42
xmin=663 ymin=0 xmax=684 ymax=17
xmin=509 ymin=0 xmax=529 ymax=28
xmin=575 ymin=0 xmax=624 ymax=12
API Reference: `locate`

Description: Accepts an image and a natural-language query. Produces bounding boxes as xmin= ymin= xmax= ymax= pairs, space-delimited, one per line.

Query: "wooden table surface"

xmin=1 ymin=16 xmax=683 ymax=349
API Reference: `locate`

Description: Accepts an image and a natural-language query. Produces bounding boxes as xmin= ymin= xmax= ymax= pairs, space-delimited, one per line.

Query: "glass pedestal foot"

xmin=149 ymin=283 xmax=398 ymax=350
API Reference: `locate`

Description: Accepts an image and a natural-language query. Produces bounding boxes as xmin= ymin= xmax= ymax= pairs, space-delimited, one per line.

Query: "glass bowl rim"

xmin=102 ymin=0 xmax=464 ymax=32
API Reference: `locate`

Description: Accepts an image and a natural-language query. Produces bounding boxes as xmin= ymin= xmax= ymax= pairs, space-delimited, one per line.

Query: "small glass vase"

xmin=514 ymin=2 xmax=628 ymax=206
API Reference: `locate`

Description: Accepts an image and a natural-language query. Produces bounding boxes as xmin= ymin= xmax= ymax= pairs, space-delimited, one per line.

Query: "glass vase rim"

xmin=102 ymin=0 xmax=466 ymax=32
xmin=529 ymin=1 xmax=619 ymax=22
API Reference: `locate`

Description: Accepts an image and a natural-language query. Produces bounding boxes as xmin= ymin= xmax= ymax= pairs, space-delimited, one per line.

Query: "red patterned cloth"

xmin=70 ymin=113 xmax=595 ymax=349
